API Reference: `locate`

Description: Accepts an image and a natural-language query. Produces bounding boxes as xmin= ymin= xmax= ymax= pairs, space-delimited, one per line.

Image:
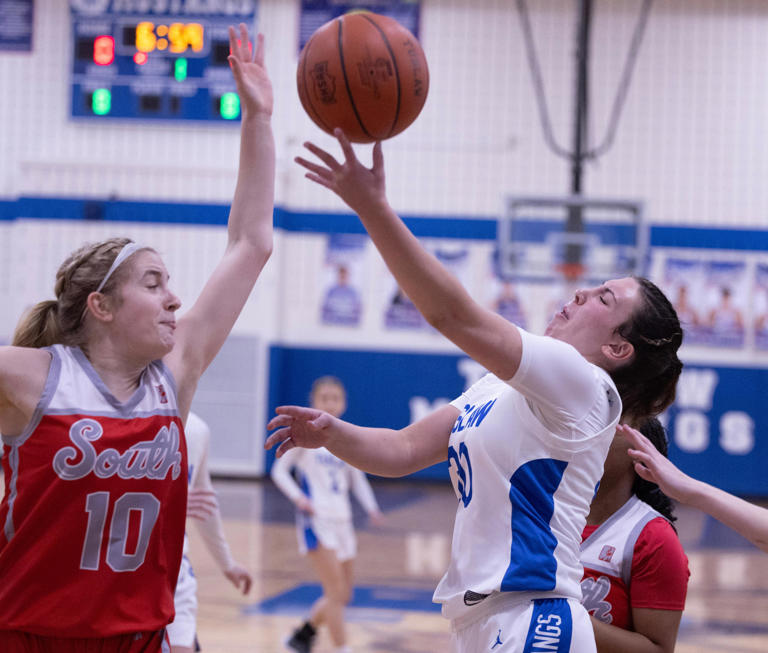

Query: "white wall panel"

xmin=3 ymin=1 xmax=768 ymax=225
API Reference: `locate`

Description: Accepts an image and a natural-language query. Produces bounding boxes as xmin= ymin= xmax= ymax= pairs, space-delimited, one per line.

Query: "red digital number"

xmin=93 ymin=35 xmax=115 ymax=66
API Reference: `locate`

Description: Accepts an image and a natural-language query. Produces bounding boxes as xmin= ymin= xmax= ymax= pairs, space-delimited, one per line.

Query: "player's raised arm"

xmin=168 ymin=24 xmax=275 ymax=400
xmin=266 ymin=403 xmax=458 ymax=478
xmin=295 ymin=130 xmax=524 ymax=381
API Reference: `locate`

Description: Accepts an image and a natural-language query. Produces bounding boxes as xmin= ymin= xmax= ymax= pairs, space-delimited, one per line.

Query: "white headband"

xmin=95 ymin=242 xmax=142 ymax=293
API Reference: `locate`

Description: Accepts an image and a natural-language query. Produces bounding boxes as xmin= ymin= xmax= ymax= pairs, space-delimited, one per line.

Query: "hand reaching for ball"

xmin=295 ymin=129 xmax=388 ymax=218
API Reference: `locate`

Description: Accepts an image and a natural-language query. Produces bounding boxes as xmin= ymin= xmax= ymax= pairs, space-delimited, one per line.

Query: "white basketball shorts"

xmin=296 ymin=514 xmax=357 ymax=562
xmin=450 ymin=595 xmax=596 ymax=653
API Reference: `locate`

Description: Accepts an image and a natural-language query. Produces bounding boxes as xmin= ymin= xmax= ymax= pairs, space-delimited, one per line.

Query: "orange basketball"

xmin=297 ymin=11 xmax=429 ymax=143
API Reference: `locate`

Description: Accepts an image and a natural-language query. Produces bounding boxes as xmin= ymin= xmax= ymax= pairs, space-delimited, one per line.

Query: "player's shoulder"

xmin=0 ymin=345 xmax=52 ymax=370
xmin=636 ymin=515 xmax=686 ymax=557
xmin=464 ymin=372 xmax=509 ymax=396
xmin=0 ymin=346 xmax=53 ymax=407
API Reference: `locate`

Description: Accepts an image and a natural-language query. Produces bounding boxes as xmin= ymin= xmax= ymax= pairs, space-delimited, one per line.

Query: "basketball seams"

xmin=361 ymin=13 xmax=402 ymax=139
xmin=337 ymin=17 xmax=374 ymax=141
xmin=299 ymin=32 xmax=335 ymax=135
xmin=297 ymin=11 xmax=427 ymax=142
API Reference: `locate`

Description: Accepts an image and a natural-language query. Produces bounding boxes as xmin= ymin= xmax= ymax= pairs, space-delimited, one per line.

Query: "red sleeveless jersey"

xmin=0 ymin=345 xmax=188 ymax=637
xmin=580 ymin=495 xmax=689 ymax=630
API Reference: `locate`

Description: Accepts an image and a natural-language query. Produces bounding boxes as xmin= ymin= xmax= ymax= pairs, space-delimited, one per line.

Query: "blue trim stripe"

xmin=502 ymin=459 xmax=568 ymax=592
xmin=303 ymin=524 xmax=318 ymax=551
xmin=275 ymin=208 xmax=497 ymax=239
xmin=507 ymin=219 xmax=637 ymax=245
xmin=652 ymin=225 xmax=768 ymax=251
xmin=0 ymin=199 xmax=16 ymax=222
xmin=523 ymin=598 xmax=573 ymax=652
xmin=298 ymin=474 xmax=318 ymax=550
xmin=13 ymin=196 xmax=231 ymax=225
xmin=2 ymin=195 xmax=768 ymax=250
xmin=300 ymin=474 xmax=311 ymax=498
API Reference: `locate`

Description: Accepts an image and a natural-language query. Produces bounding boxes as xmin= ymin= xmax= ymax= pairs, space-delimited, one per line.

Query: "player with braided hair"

xmin=266 ymin=130 xmax=684 ymax=652
xmin=0 ymin=23 xmax=273 ymax=653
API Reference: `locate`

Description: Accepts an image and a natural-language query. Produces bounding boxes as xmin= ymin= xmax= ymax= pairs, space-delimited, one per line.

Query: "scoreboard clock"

xmin=69 ymin=1 xmax=257 ymax=122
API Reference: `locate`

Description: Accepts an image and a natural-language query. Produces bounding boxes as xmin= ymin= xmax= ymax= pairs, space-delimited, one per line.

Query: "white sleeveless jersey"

xmin=271 ymin=446 xmax=379 ymax=521
xmin=433 ymin=329 xmax=621 ymax=621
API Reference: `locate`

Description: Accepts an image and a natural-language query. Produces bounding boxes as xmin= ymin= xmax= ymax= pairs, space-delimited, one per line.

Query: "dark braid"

xmin=632 ymin=416 xmax=677 ymax=526
xmin=610 ymin=277 xmax=684 ymax=422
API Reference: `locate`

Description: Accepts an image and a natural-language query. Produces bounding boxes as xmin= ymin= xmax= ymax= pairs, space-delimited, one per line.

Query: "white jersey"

xmin=271 ymin=446 xmax=379 ymax=521
xmin=433 ymin=327 xmax=622 ymax=621
xmin=181 ymin=412 xmax=235 ymax=571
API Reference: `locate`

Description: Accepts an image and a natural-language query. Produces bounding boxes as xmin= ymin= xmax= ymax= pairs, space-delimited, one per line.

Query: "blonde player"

xmin=272 ymin=377 xmax=383 ymax=653
xmin=0 ymin=24 xmax=273 ymax=653
xmin=168 ymin=412 xmax=252 ymax=653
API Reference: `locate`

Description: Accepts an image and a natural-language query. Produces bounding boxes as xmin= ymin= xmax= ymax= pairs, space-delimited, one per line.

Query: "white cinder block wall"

xmin=2 ymin=1 xmax=767 ymax=220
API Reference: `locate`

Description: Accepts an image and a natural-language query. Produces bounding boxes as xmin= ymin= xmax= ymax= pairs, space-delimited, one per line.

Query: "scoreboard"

xmin=69 ymin=1 xmax=257 ymax=122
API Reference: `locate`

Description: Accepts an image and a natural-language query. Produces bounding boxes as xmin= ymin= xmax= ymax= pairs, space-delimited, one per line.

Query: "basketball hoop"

xmin=556 ymin=262 xmax=585 ymax=282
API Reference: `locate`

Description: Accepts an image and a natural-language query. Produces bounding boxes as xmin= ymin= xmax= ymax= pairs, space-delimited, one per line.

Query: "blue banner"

xmin=267 ymin=346 xmax=768 ymax=495
xmin=299 ymin=0 xmax=420 ymax=51
xmin=266 ymin=345 xmax=474 ymax=480
xmin=664 ymin=364 xmax=766 ymax=496
xmin=0 ymin=0 xmax=33 ymax=52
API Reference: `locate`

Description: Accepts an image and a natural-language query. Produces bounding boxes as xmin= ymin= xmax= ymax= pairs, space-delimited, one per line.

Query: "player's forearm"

xmin=270 ymin=466 xmax=304 ymax=504
xmin=196 ymin=511 xmax=236 ymax=572
xmin=227 ymin=114 xmax=275 ymax=260
xmin=591 ymin=617 xmax=668 ymax=653
xmin=325 ymin=420 xmax=427 ymax=478
xmin=684 ymin=480 xmax=768 ymax=553
xmin=355 ymin=202 xmax=474 ymax=330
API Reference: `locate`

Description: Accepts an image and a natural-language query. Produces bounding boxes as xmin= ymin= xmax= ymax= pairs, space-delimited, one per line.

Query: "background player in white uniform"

xmin=272 ymin=377 xmax=383 ymax=653
xmin=267 ymin=130 xmax=683 ymax=652
xmin=168 ymin=412 xmax=253 ymax=653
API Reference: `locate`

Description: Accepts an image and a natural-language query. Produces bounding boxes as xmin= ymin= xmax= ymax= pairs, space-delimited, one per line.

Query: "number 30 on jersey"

xmin=447 ymin=442 xmax=473 ymax=507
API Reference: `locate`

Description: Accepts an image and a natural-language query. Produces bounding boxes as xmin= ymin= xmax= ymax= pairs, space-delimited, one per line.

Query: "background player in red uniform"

xmin=0 ymin=23 xmax=274 ymax=653
xmin=581 ymin=417 xmax=689 ymax=652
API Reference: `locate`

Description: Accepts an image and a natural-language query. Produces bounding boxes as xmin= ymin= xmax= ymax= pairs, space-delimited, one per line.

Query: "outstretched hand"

xmin=228 ymin=23 xmax=273 ymax=118
xmin=621 ymin=423 xmax=692 ymax=503
xmin=224 ymin=562 xmax=253 ymax=595
xmin=295 ymin=129 xmax=387 ymax=216
xmin=265 ymin=406 xmax=337 ymax=458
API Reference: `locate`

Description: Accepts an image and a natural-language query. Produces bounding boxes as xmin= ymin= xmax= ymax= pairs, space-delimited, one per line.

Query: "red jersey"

xmin=0 ymin=345 xmax=187 ymax=637
xmin=579 ymin=495 xmax=689 ymax=630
